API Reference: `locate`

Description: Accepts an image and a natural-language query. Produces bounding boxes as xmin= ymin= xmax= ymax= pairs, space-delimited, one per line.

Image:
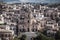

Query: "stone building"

xmin=0 ymin=29 xmax=14 ymax=40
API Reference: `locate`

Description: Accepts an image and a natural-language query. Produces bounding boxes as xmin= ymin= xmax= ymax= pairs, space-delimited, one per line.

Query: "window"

xmin=8 ymin=34 xmax=11 ymax=37
xmin=27 ymin=28 xmax=29 ymax=32
xmin=5 ymin=34 xmax=7 ymax=37
xmin=28 ymin=15 xmax=29 ymax=17
xmin=10 ymin=28 xmax=12 ymax=30
xmin=20 ymin=18 xmax=24 ymax=20
xmin=34 ymin=15 xmax=36 ymax=18
xmin=20 ymin=29 xmax=21 ymax=32
xmin=28 ymin=20 xmax=29 ymax=23
xmin=23 ymin=28 xmax=26 ymax=32
xmin=0 ymin=34 xmax=3 ymax=37
xmin=59 ymin=14 xmax=60 ymax=17
xmin=32 ymin=29 xmax=34 ymax=32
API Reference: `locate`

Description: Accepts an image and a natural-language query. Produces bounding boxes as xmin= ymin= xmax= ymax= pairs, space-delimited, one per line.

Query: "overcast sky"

xmin=2 ymin=0 xmax=60 ymax=3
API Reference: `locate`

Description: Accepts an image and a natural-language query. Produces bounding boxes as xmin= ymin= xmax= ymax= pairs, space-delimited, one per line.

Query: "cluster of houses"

xmin=0 ymin=3 xmax=60 ymax=40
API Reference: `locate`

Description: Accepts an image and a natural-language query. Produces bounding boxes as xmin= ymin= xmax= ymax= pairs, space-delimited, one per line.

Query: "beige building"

xmin=45 ymin=20 xmax=59 ymax=36
xmin=0 ymin=29 xmax=14 ymax=40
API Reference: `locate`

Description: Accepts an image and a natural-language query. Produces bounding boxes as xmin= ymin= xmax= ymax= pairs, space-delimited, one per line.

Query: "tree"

xmin=34 ymin=32 xmax=55 ymax=40
xmin=13 ymin=37 xmax=20 ymax=40
xmin=55 ymin=31 xmax=60 ymax=40
xmin=13 ymin=34 xmax=27 ymax=40
xmin=20 ymin=34 xmax=27 ymax=40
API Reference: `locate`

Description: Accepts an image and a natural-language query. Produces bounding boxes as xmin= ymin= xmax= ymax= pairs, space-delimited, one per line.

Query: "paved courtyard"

xmin=21 ymin=32 xmax=37 ymax=40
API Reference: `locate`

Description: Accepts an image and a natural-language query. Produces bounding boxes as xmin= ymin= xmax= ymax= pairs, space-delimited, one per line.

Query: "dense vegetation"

xmin=32 ymin=30 xmax=60 ymax=40
xmin=13 ymin=34 xmax=27 ymax=40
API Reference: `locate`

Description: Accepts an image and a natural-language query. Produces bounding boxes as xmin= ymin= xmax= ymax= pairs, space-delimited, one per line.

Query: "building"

xmin=0 ymin=29 xmax=14 ymax=40
xmin=45 ymin=20 xmax=59 ymax=36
